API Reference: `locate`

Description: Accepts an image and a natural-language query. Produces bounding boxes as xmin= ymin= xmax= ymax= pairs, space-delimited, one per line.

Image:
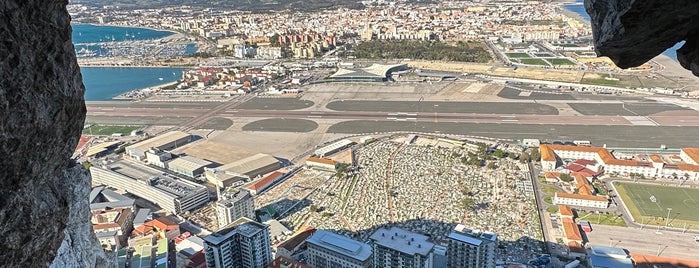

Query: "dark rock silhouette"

xmin=0 ymin=0 xmax=109 ymax=267
xmin=585 ymin=0 xmax=699 ymax=76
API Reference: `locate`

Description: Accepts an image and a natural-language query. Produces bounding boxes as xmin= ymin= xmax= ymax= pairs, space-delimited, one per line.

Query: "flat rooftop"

xmin=127 ymin=131 xmax=190 ymax=153
xmin=307 ymin=230 xmax=372 ymax=262
xmin=168 ymin=155 xmax=214 ymax=171
xmin=369 ymin=227 xmax=434 ymax=256
xmin=107 ymin=161 xmax=206 ymax=198
xmin=218 ymin=153 xmax=279 ymax=175
xmin=204 ymin=217 xmax=267 ymax=245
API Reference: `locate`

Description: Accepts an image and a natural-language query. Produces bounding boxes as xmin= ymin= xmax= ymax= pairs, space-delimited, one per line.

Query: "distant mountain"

xmin=72 ymin=0 xmax=367 ymax=11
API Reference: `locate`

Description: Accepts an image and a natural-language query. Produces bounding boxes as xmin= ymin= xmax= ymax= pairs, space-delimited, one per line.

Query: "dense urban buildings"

xmin=215 ymin=188 xmax=255 ymax=227
xmin=369 ymin=227 xmax=435 ymax=268
xmin=204 ymin=217 xmax=272 ymax=268
xmin=306 ymin=230 xmax=373 ymax=268
xmin=446 ymin=225 xmax=498 ymax=268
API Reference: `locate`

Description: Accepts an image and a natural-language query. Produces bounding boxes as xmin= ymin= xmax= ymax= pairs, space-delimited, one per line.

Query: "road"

xmin=86 ymin=103 xmax=699 ymax=126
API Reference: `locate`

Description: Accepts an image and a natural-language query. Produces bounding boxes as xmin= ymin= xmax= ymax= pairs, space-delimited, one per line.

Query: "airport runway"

xmin=86 ymin=105 xmax=699 ymax=127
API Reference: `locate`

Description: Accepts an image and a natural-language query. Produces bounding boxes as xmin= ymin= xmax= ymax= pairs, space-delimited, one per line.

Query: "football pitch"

xmin=613 ymin=182 xmax=699 ymax=227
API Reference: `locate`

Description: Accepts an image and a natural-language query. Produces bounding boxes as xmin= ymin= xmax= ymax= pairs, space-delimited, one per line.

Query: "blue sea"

xmin=72 ymin=24 xmax=175 ymax=43
xmin=81 ymin=67 xmax=184 ymax=101
xmin=72 ymin=24 xmax=193 ymax=101
xmin=564 ymin=1 xmax=682 ymax=61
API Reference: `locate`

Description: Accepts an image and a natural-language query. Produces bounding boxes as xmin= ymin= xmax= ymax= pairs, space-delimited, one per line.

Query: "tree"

xmin=559 ymin=173 xmax=573 ymax=182
xmin=530 ymin=148 xmax=540 ymax=162
xmin=519 ymin=152 xmax=531 ymax=163
xmin=493 ymin=149 xmax=505 ymax=158
xmin=487 ymin=162 xmax=496 ymax=170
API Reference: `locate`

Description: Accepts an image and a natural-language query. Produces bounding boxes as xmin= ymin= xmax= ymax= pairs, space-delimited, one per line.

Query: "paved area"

xmin=585 ymin=224 xmax=699 ymax=261
xmin=326 ymin=121 xmax=699 ymax=148
xmin=326 ymin=100 xmax=559 ymax=115
xmin=242 ymin=118 xmax=319 ymax=132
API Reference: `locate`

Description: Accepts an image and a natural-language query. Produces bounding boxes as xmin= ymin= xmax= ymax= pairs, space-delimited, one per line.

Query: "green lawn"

xmin=546 ymin=58 xmax=576 ymax=65
xmin=614 ymin=182 xmax=699 ymax=227
xmin=519 ymin=58 xmax=550 ymax=66
xmin=544 ymin=196 xmax=553 ymax=204
xmin=546 ymin=206 xmax=559 ymax=213
xmin=506 ymin=52 xmax=531 ymax=58
xmin=82 ymin=125 xmax=142 ymax=136
xmin=577 ymin=211 xmax=627 ymax=227
xmin=542 ymin=186 xmax=558 ymax=195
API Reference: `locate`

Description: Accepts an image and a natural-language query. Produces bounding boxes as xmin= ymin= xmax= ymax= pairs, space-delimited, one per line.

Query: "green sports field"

xmin=614 ymin=182 xmax=699 ymax=227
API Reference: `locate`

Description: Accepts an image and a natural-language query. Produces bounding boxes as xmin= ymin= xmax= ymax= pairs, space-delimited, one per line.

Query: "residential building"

xmin=204 ymin=217 xmax=272 ymax=268
xmin=132 ymin=216 xmax=181 ymax=241
xmin=89 ymin=186 xmax=136 ymax=250
xmin=561 ymin=218 xmax=583 ymax=245
xmin=90 ymin=166 xmax=210 ymax=214
xmin=369 ymin=227 xmax=435 ymax=268
xmin=126 ymin=131 xmax=191 ymax=161
xmin=446 ymin=225 xmax=497 ymax=268
xmin=216 ymin=188 xmax=255 ymax=227
xmin=539 ymin=144 xmax=699 ymax=180
xmin=554 ymin=191 xmax=608 ymax=209
xmin=306 ymin=230 xmax=373 ymax=268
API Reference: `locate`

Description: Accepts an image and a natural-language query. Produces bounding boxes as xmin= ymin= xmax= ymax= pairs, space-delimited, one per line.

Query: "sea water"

xmin=81 ymin=67 xmax=184 ymax=101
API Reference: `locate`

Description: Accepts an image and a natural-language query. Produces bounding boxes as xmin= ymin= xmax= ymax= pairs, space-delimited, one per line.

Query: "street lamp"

xmin=666 ymin=208 xmax=673 ymax=227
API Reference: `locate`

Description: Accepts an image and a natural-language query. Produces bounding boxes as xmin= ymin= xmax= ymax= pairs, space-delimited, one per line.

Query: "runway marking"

xmin=501 ymin=119 xmax=519 ymax=122
xmin=406 ymin=118 xmax=416 ymax=121
xmin=307 ymin=116 xmax=322 ymax=118
xmin=500 ymin=115 xmax=516 ymax=118
xmin=387 ymin=117 xmax=397 ymax=120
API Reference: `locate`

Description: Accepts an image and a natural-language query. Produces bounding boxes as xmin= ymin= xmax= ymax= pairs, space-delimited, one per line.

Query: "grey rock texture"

xmin=584 ymin=0 xmax=699 ymax=76
xmin=0 ymin=0 xmax=107 ymax=267
xmin=50 ymin=166 xmax=114 ymax=268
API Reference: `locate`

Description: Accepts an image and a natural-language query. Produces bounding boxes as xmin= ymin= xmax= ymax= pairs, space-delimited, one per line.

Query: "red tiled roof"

xmin=631 ymin=253 xmax=699 ymax=268
xmin=682 ymin=148 xmax=699 ymax=163
xmin=279 ymin=227 xmax=316 ymax=251
xmin=559 ymin=205 xmax=574 ymax=217
xmin=76 ymin=136 xmax=92 ymax=151
xmin=247 ymin=171 xmax=285 ymax=191
xmin=562 ymin=221 xmax=583 ymax=241
xmin=574 ymin=159 xmax=595 ymax=166
xmin=567 ymin=241 xmax=586 ymax=254
xmin=544 ymin=172 xmax=561 ymax=178
xmin=307 ymin=157 xmax=336 ymax=165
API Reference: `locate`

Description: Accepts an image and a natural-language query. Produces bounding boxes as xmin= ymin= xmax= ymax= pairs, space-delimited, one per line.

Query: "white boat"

xmin=159 ymin=78 xmax=164 ymax=81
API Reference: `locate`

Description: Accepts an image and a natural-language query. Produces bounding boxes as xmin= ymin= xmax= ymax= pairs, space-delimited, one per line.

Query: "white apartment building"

xmin=540 ymin=144 xmax=699 ymax=180
xmin=446 ymin=225 xmax=497 ymax=268
xmin=369 ymin=227 xmax=435 ymax=268
xmin=204 ymin=217 xmax=272 ymax=268
xmin=307 ymin=230 xmax=373 ymax=268
xmin=554 ymin=192 xmax=609 ymax=209
xmin=216 ymin=188 xmax=255 ymax=227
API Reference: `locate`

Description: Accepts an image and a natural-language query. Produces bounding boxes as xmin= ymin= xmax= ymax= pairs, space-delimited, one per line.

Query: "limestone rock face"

xmin=584 ymin=0 xmax=699 ymax=76
xmin=50 ymin=166 xmax=114 ymax=268
xmin=0 ymin=0 xmax=106 ymax=267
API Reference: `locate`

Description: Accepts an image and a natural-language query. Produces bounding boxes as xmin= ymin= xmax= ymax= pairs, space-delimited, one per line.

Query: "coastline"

xmin=72 ymin=22 xmax=178 ymax=36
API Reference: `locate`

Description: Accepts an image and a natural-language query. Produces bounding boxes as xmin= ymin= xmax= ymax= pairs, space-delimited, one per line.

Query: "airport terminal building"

xmin=326 ymin=63 xmax=408 ymax=82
